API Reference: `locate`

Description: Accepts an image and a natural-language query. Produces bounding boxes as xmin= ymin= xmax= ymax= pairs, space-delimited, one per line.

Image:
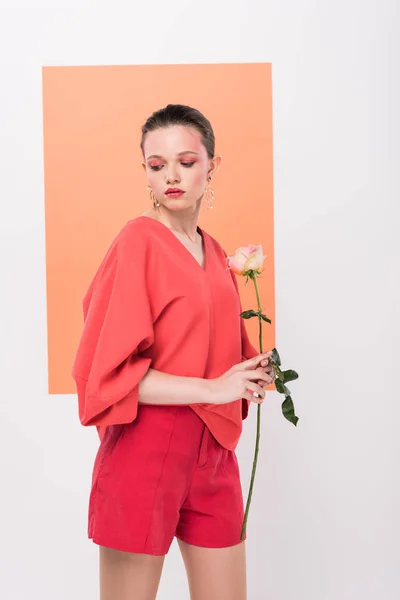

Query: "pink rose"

xmin=227 ymin=244 xmax=267 ymax=275
xmin=226 ymin=239 xmax=299 ymax=542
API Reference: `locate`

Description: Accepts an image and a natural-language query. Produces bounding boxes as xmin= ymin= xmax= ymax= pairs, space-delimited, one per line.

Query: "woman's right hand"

xmin=207 ymin=353 xmax=275 ymax=406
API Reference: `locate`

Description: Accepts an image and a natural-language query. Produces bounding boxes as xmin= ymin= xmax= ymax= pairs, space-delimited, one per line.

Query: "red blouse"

xmin=71 ymin=216 xmax=259 ymax=451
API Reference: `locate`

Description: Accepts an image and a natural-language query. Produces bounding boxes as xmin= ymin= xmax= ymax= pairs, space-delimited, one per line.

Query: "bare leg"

xmin=177 ymin=538 xmax=247 ymax=600
xmin=99 ymin=545 xmax=166 ymax=600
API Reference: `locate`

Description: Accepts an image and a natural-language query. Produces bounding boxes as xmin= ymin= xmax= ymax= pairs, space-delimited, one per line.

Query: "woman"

xmin=72 ymin=104 xmax=275 ymax=600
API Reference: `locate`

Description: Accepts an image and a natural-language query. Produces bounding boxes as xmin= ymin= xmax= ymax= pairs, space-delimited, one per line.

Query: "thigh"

xmin=99 ymin=546 xmax=165 ymax=600
xmin=177 ymin=538 xmax=247 ymax=600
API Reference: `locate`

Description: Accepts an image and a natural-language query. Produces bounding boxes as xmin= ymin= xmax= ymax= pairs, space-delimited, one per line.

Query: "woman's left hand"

xmin=257 ymin=357 xmax=276 ymax=388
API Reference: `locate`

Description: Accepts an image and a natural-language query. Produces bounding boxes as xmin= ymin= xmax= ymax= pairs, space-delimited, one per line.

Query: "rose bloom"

xmin=227 ymin=244 xmax=266 ymax=275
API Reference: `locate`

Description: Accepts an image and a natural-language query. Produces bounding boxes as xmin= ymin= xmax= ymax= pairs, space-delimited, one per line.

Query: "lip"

xmin=165 ymin=188 xmax=185 ymax=198
xmin=165 ymin=188 xmax=185 ymax=194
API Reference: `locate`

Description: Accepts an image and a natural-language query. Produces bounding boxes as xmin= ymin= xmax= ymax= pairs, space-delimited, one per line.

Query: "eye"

xmin=149 ymin=161 xmax=195 ymax=171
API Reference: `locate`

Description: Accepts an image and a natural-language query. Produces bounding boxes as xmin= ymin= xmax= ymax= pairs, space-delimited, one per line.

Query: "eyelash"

xmin=149 ymin=162 xmax=195 ymax=171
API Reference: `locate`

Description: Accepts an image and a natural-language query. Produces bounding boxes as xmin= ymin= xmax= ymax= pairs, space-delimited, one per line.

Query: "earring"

xmin=204 ymin=176 xmax=214 ymax=210
xmin=146 ymin=185 xmax=160 ymax=209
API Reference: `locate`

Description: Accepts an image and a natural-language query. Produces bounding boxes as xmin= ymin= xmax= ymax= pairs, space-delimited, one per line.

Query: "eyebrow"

xmin=146 ymin=151 xmax=199 ymax=160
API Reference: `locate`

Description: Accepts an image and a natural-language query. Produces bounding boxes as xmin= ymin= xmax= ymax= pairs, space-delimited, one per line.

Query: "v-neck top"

xmin=71 ymin=216 xmax=259 ymax=451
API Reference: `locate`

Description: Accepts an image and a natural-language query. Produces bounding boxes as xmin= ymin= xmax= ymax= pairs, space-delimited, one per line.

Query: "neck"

xmin=147 ymin=205 xmax=201 ymax=242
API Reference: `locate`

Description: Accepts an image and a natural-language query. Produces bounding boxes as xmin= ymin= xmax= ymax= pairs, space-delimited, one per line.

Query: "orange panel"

xmin=42 ymin=63 xmax=275 ymax=394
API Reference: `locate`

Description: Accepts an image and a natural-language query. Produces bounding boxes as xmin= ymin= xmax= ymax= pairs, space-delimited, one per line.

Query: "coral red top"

xmin=71 ymin=216 xmax=259 ymax=451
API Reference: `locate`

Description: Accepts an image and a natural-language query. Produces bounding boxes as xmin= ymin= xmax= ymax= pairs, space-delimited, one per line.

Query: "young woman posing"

xmin=72 ymin=103 xmax=275 ymax=600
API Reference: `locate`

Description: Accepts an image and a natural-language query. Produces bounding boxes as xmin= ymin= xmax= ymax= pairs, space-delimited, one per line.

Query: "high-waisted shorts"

xmin=88 ymin=405 xmax=246 ymax=556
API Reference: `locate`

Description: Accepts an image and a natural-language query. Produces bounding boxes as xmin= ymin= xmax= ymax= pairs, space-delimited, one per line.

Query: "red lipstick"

xmin=165 ymin=188 xmax=185 ymax=198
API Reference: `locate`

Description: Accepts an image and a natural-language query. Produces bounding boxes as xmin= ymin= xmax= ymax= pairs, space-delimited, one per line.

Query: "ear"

xmin=141 ymin=161 xmax=147 ymax=172
xmin=208 ymin=155 xmax=222 ymax=179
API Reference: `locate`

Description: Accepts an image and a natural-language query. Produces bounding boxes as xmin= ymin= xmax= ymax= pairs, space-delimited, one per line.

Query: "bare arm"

xmin=137 ymin=352 xmax=273 ymax=408
xmin=138 ymin=368 xmax=212 ymax=406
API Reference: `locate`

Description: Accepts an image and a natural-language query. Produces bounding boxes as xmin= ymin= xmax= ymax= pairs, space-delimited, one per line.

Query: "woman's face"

xmin=142 ymin=125 xmax=219 ymax=211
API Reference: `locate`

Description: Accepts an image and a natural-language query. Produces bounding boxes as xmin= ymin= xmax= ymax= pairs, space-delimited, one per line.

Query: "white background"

xmin=0 ymin=1 xmax=399 ymax=599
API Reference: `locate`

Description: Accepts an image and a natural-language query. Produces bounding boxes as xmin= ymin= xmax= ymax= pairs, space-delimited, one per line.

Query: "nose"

xmin=165 ymin=165 xmax=180 ymax=184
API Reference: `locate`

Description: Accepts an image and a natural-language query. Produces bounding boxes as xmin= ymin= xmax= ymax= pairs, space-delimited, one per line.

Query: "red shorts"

xmin=87 ymin=405 xmax=246 ymax=555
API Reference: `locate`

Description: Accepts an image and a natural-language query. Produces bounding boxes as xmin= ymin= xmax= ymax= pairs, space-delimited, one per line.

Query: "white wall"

xmin=0 ymin=1 xmax=399 ymax=599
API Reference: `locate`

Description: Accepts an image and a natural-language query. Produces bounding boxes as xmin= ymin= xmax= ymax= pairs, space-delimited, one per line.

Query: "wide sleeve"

xmin=71 ymin=224 xmax=154 ymax=432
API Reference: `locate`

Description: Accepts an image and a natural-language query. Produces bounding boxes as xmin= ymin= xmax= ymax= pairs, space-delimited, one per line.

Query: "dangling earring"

xmin=204 ymin=176 xmax=214 ymax=210
xmin=146 ymin=185 xmax=160 ymax=209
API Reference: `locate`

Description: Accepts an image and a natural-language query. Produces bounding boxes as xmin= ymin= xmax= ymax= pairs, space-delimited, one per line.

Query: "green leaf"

xmin=271 ymin=347 xmax=281 ymax=366
xmin=282 ymin=396 xmax=299 ymax=426
xmin=275 ymin=379 xmax=291 ymax=396
xmin=282 ymin=369 xmax=299 ymax=383
xmin=240 ymin=309 xmax=259 ymax=319
xmin=261 ymin=313 xmax=272 ymax=324
xmin=276 ymin=368 xmax=285 ymax=382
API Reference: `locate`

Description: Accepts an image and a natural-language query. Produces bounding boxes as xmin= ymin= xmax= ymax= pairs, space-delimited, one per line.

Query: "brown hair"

xmin=140 ymin=104 xmax=215 ymax=159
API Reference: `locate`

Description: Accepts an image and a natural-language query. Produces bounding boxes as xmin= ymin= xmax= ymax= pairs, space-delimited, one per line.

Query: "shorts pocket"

xmin=220 ymin=450 xmax=245 ymax=521
xmin=95 ymin=422 xmax=128 ymax=481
